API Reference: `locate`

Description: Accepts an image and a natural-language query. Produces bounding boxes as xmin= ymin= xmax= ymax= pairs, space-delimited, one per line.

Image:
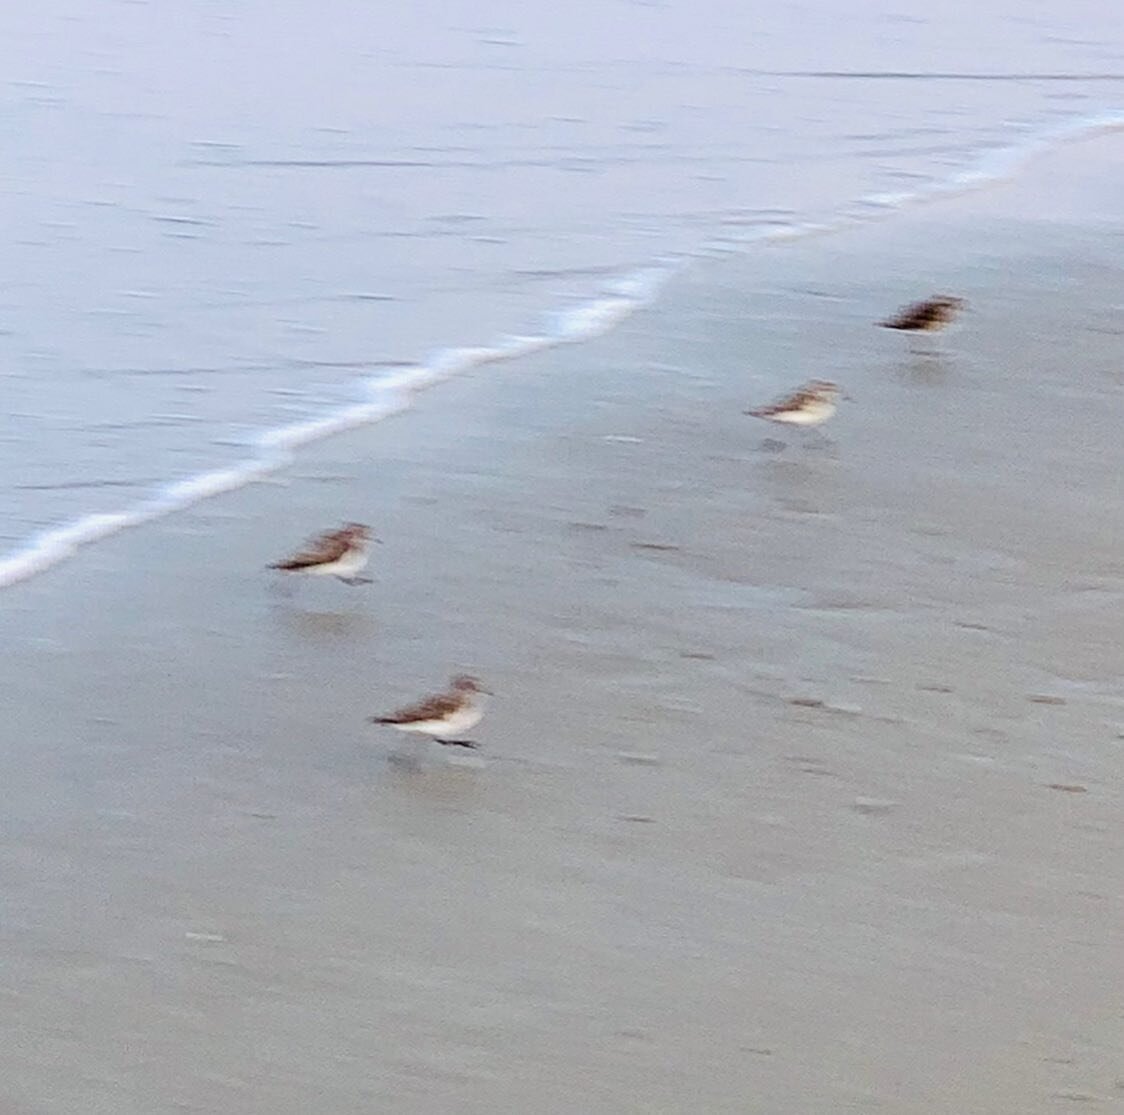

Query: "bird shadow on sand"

xmin=269 ymin=604 xmax=377 ymax=642
xmin=898 ymin=352 xmax=955 ymax=380
xmin=755 ymin=435 xmax=840 ymax=459
xmin=380 ymin=745 xmax=552 ymax=778
xmin=379 ymin=749 xmax=490 ymax=795
xmin=386 ymin=747 xmax=486 ymax=771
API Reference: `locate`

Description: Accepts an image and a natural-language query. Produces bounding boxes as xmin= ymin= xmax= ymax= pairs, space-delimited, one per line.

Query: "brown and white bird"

xmin=880 ymin=294 xmax=966 ymax=336
xmin=745 ymin=379 xmax=841 ymax=428
xmin=268 ymin=522 xmax=374 ymax=585
xmin=369 ymin=675 xmax=490 ymax=749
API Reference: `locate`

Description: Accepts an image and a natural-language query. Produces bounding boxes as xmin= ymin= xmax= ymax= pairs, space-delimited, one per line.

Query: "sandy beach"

xmin=2 ymin=134 xmax=1123 ymax=1113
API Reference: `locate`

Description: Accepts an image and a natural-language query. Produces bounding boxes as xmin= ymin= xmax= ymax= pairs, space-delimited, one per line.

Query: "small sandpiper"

xmin=268 ymin=522 xmax=375 ymax=586
xmin=369 ymin=675 xmax=490 ymax=749
xmin=745 ymin=379 xmax=841 ymax=429
xmin=880 ymin=294 xmax=966 ymax=349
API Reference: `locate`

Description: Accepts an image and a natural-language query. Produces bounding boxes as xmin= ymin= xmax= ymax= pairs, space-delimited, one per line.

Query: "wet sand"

xmin=2 ymin=136 xmax=1123 ymax=1113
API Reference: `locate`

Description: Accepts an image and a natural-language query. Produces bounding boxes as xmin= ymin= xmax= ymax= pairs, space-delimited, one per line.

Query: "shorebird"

xmin=268 ymin=522 xmax=375 ymax=586
xmin=880 ymin=295 xmax=966 ymax=350
xmin=369 ymin=675 xmax=490 ymax=749
xmin=745 ymin=379 xmax=841 ymax=429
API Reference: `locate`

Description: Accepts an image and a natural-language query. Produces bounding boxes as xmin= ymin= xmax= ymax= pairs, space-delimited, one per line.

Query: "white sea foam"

xmin=701 ymin=109 xmax=1124 ymax=257
xmin=1 ymin=110 xmax=1121 ymax=591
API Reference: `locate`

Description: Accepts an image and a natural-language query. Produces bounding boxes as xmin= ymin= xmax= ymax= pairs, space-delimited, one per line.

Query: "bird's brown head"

xmin=341 ymin=522 xmax=372 ymax=542
xmin=805 ymin=379 xmax=839 ymax=400
xmin=934 ymin=295 xmax=967 ymax=311
xmin=451 ymin=674 xmax=487 ymax=694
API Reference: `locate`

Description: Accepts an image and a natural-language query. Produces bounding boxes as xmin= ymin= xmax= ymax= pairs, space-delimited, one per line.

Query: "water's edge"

xmin=1 ymin=109 xmax=1121 ymax=591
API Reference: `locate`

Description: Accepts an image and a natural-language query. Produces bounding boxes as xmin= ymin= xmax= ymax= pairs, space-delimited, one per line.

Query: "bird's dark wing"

xmin=269 ymin=529 xmax=349 ymax=570
xmin=880 ymin=299 xmax=942 ymax=330
xmin=375 ymin=690 xmax=461 ymax=725
xmin=749 ymin=386 xmax=817 ymax=417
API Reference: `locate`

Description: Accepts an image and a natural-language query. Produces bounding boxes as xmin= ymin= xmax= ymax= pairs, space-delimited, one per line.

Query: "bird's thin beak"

xmin=372 ymin=537 xmax=383 ymax=544
xmin=842 ymin=393 xmax=854 ymax=402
